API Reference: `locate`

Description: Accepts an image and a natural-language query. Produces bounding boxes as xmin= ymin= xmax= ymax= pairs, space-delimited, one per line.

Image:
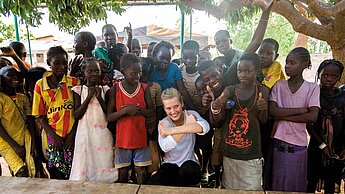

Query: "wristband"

xmin=319 ymin=142 xmax=327 ymax=150
xmin=210 ymin=102 xmax=221 ymax=115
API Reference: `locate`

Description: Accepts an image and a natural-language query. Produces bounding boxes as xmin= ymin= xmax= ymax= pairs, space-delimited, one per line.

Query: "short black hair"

xmin=239 ymin=52 xmax=261 ymax=70
xmin=76 ymin=31 xmax=97 ymax=51
xmin=152 ymin=41 xmax=175 ymax=59
xmin=289 ymin=47 xmax=311 ymax=69
xmin=81 ymin=57 xmax=100 ymax=71
xmin=120 ymin=53 xmax=141 ymax=69
xmin=316 ymin=59 xmax=344 ymax=81
xmin=102 ymin=24 xmax=117 ymax=35
xmin=197 ymin=60 xmax=216 ymax=73
xmin=182 ymin=40 xmax=199 ymax=53
xmin=215 ymin=30 xmax=230 ymax=39
xmin=9 ymin=41 xmax=25 ymax=56
xmin=262 ymin=38 xmax=279 ymax=53
xmin=46 ymin=46 xmax=68 ymax=66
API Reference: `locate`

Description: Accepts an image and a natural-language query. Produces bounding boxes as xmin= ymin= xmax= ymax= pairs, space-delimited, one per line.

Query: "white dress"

xmin=70 ymin=85 xmax=118 ymax=183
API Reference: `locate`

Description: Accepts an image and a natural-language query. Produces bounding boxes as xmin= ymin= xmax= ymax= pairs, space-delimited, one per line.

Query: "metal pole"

xmin=26 ymin=24 xmax=33 ymax=66
xmin=189 ymin=12 xmax=192 ymax=40
xmin=14 ymin=15 xmax=20 ymax=41
xmin=180 ymin=10 xmax=185 ymax=56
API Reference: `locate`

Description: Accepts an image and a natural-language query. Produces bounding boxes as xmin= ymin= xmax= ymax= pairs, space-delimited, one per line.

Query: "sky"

xmin=2 ymin=4 xmax=227 ymax=41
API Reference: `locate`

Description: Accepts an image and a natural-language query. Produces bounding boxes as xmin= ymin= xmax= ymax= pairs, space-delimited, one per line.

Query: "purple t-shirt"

xmin=270 ymin=80 xmax=320 ymax=146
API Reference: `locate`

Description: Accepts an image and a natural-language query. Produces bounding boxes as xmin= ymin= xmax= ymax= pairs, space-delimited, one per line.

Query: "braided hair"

xmin=289 ymin=47 xmax=312 ymax=69
xmin=152 ymin=41 xmax=175 ymax=59
xmin=46 ymin=46 xmax=68 ymax=66
xmin=316 ymin=59 xmax=344 ymax=81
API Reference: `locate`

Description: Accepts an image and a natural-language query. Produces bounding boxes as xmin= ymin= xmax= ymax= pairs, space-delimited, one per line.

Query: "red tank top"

xmin=115 ymin=82 xmax=147 ymax=149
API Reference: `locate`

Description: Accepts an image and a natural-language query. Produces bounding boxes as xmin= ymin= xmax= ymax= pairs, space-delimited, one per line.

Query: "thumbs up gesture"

xmin=185 ymin=110 xmax=197 ymax=125
xmin=213 ymin=92 xmax=226 ymax=111
xmin=257 ymin=92 xmax=267 ymax=111
xmin=202 ymin=85 xmax=215 ymax=107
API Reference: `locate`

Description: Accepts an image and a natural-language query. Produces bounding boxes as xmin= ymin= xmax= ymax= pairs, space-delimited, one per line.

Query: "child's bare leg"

xmin=118 ymin=167 xmax=130 ymax=183
xmin=135 ymin=166 xmax=147 ymax=184
xmin=15 ymin=166 xmax=28 ymax=177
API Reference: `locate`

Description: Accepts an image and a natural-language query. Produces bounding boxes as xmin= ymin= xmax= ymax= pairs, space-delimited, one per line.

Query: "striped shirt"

xmin=32 ymin=72 xmax=79 ymax=138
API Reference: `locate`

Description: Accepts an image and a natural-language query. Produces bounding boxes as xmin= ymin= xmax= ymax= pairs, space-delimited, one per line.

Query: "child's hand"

xmin=185 ymin=110 xmax=197 ymax=124
xmin=88 ymin=87 xmax=96 ymax=98
xmin=95 ymin=86 xmax=102 ymax=99
xmin=69 ymin=55 xmax=83 ymax=75
xmin=13 ymin=144 xmax=26 ymax=160
xmin=0 ymin=46 xmax=17 ymax=57
xmin=123 ymin=104 xmax=140 ymax=116
xmin=321 ymin=145 xmax=332 ymax=159
xmin=124 ymin=23 xmax=132 ymax=38
xmin=202 ymin=85 xmax=214 ymax=107
xmin=50 ymin=133 xmax=63 ymax=151
xmin=337 ymin=149 xmax=345 ymax=160
xmin=257 ymin=92 xmax=267 ymax=111
xmin=159 ymin=121 xmax=171 ymax=137
xmin=64 ymin=130 xmax=76 ymax=150
xmin=213 ymin=92 xmax=226 ymax=111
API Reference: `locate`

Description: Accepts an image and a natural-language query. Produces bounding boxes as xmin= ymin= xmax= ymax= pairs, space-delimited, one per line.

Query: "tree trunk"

xmin=331 ymin=46 xmax=345 ymax=85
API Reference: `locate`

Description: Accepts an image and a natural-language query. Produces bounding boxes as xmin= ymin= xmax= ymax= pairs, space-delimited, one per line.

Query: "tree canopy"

xmin=0 ymin=0 xmax=127 ymax=34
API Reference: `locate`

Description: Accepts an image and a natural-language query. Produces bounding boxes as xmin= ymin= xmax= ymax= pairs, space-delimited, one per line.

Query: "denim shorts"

xmin=114 ymin=147 xmax=152 ymax=169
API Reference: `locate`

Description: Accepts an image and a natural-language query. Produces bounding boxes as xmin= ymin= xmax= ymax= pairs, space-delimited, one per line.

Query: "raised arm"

xmin=0 ymin=46 xmax=28 ymax=73
xmin=243 ymin=2 xmax=273 ymax=53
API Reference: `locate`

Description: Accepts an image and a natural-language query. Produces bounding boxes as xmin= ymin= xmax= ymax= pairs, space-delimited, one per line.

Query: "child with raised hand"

xmin=32 ymin=46 xmax=79 ymax=179
xmin=149 ymin=41 xmax=195 ymax=110
xmin=307 ymin=59 xmax=345 ymax=193
xmin=69 ymin=58 xmax=118 ymax=183
xmin=0 ymin=66 xmax=36 ymax=177
xmin=258 ymin=38 xmax=286 ymax=89
xmin=197 ymin=60 xmax=225 ymax=188
xmin=210 ymin=52 xmax=269 ymax=190
xmin=269 ymin=47 xmax=320 ymax=192
xmin=147 ymin=88 xmax=210 ymax=186
xmin=107 ymin=53 xmax=154 ymax=184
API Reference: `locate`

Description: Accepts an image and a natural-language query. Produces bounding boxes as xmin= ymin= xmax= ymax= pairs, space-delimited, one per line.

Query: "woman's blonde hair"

xmin=161 ymin=88 xmax=183 ymax=103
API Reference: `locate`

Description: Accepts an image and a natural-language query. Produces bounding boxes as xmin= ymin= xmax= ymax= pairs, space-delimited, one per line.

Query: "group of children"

xmin=1 ymin=3 xmax=345 ymax=192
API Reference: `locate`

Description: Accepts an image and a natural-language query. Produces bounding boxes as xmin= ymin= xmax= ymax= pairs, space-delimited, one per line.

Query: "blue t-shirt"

xmin=150 ymin=62 xmax=182 ymax=91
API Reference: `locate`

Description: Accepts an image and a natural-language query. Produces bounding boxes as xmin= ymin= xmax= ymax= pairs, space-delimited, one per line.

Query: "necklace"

xmin=234 ymin=84 xmax=258 ymax=112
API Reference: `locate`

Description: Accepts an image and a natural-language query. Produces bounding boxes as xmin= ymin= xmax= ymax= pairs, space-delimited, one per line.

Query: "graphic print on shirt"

xmin=226 ymin=108 xmax=252 ymax=148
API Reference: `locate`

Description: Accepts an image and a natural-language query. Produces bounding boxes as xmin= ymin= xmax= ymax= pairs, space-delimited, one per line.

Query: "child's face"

xmin=215 ymin=33 xmax=231 ymax=54
xmin=155 ymin=47 xmax=172 ymax=70
xmin=237 ymin=60 xmax=257 ymax=85
xmin=285 ymin=52 xmax=307 ymax=77
xmin=199 ymin=51 xmax=211 ymax=64
xmin=103 ymin=26 xmax=117 ymax=48
xmin=84 ymin=62 xmax=101 ymax=85
xmin=49 ymin=54 xmax=68 ymax=78
xmin=131 ymin=40 xmax=142 ymax=57
xmin=320 ymin=64 xmax=342 ymax=89
xmin=73 ymin=34 xmax=84 ymax=55
xmin=163 ymin=97 xmax=184 ymax=122
xmin=2 ymin=68 xmax=19 ymax=88
xmin=258 ymin=42 xmax=277 ymax=68
xmin=200 ymin=67 xmax=223 ymax=92
xmin=123 ymin=62 xmax=142 ymax=85
xmin=182 ymin=49 xmax=198 ymax=68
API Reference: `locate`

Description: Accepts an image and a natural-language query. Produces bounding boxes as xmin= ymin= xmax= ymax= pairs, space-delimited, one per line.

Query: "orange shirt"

xmin=32 ymin=72 xmax=79 ymax=138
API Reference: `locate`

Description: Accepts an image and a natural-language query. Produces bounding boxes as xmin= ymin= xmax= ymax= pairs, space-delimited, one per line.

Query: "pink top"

xmin=270 ymin=80 xmax=320 ymax=146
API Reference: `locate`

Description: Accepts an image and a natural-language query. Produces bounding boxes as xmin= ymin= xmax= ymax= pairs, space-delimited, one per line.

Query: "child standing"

xmin=269 ymin=47 xmax=320 ymax=192
xmin=0 ymin=66 xmax=36 ymax=177
xmin=211 ymin=53 xmax=269 ymax=190
xmin=107 ymin=53 xmax=154 ymax=184
xmin=69 ymin=58 xmax=118 ymax=183
xmin=32 ymin=46 xmax=79 ymax=179
xmin=307 ymin=59 xmax=345 ymax=193
xmin=149 ymin=41 xmax=195 ymax=110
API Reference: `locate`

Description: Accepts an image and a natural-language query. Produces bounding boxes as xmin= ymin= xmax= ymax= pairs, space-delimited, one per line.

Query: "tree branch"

xmin=300 ymin=0 xmax=345 ymax=17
